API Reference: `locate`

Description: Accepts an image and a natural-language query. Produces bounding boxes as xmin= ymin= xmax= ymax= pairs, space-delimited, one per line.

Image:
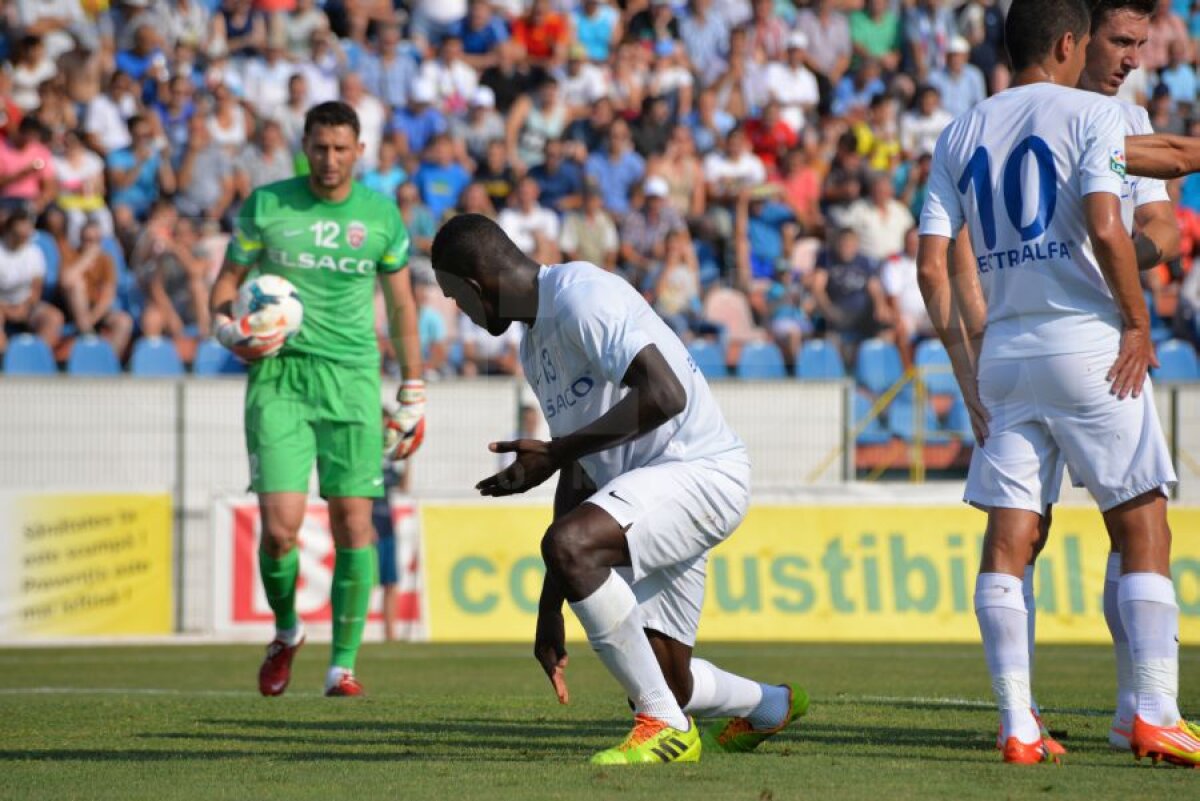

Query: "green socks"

xmin=258 ymin=548 xmax=300 ymax=631
xmin=330 ymin=547 xmax=376 ymax=670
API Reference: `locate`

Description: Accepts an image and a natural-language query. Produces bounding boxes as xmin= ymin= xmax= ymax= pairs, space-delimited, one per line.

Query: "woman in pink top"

xmin=0 ymin=117 xmax=56 ymax=214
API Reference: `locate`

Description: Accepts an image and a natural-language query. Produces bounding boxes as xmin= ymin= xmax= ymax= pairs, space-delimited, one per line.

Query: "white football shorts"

xmin=965 ymin=349 xmax=1176 ymax=514
xmin=585 ymin=456 xmax=751 ymax=646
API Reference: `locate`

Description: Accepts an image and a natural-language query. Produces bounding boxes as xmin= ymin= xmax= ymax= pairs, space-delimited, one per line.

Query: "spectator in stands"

xmin=236 ymin=118 xmax=293 ymax=197
xmin=243 ymin=35 xmax=296 ymax=118
xmin=512 ymin=0 xmax=568 ymax=70
xmin=136 ymin=214 xmax=211 ymax=341
xmin=480 ymin=38 xmax=544 ymax=115
xmin=340 ymin=72 xmax=385 ymax=170
xmin=361 ymin=139 xmax=408 ymax=199
xmin=586 ymin=117 xmax=644 ymax=218
xmin=841 ymin=172 xmax=914 ymax=264
xmin=633 ymin=94 xmax=675 ymax=158
xmin=117 ymin=21 xmax=168 ymax=95
xmin=498 ymin=175 xmax=560 ymax=263
xmin=650 ymin=124 xmax=706 ymax=222
xmin=506 ymin=74 xmax=568 ymax=173
xmin=451 ymin=86 xmax=503 ymax=167
xmin=680 ymin=0 xmax=728 ymax=89
xmin=929 ymin=37 xmax=987 ymax=118
xmin=0 ymin=207 xmax=62 ymax=359
xmin=651 ymin=226 xmax=713 ymax=340
xmin=206 ymin=83 xmax=252 ymax=157
xmin=628 ymin=0 xmax=681 ymax=47
xmin=1155 ymin=39 xmax=1197 ymax=117
xmin=457 ymin=0 xmax=509 ymax=71
xmin=796 ymin=0 xmax=852 ymax=88
xmin=281 ymin=0 xmax=325 ymax=61
xmin=54 ymin=220 xmax=133 ymax=358
xmin=390 ymin=80 xmax=448 ymax=159
xmin=108 ymin=114 xmax=174 ymax=242
xmin=776 ymin=138 xmax=825 ymax=235
xmin=458 ymin=312 xmax=521 ymax=376
xmin=1144 ymin=0 xmax=1192 ymax=72
xmin=16 ymin=0 xmax=90 ymax=61
xmin=762 ymin=32 xmax=819 ymax=135
xmin=620 ymin=176 xmax=684 ymax=289
xmin=217 ymin=0 xmax=268 ymax=62
xmin=832 ymin=58 xmax=886 ymax=119
xmin=853 ymin=93 xmax=902 ymax=173
xmin=414 ymin=282 xmax=449 ymax=378
xmin=560 ymin=183 xmax=619 ymax=271
xmin=822 ymin=131 xmax=868 ymax=224
xmin=899 ymin=85 xmax=952 ymax=159
xmin=53 ymin=129 xmax=112 ymax=243
xmin=174 ymin=113 xmax=235 ymax=227
xmin=420 ymin=35 xmax=478 ymax=117
xmin=880 ymin=226 xmax=933 ymax=366
xmin=573 ymin=0 xmax=621 ymax=64
xmin=703 ymin=126 xmax=766 ymax=208
xmin=528 ymin=137 xmax=583 ymax=214
xmin=745 ymin=99 xmax=798 ymax=177
xmin=474 ymin=138 xmax=516 ymax=209
xmin=850 ymin=0 xmax=902 ymax=73
xmin=766 ymin=265 xmax=814 ymax=370
xmin=903 ymin=0 xmax=959 ymax=83
xmin=397 ymin=181 xmax=436 ymax=282
xmin=686 ymin=86 xmax=736 ymax=156
xmin=0 ymin=116 xmax=55 ymax=214
xmin=457 ymin=180 xmax=497 ymax=218
xmin=564 ymin=94 xmax=615 ymax=160
xmin=410 ymin=0 xmax=467 ymax=53
xmin=810 ymin=226 xmax=893 ymax=364
xmin=414 ymin=132 xmax=471 ymax=221
xmin=610 ymin=39 xmax=649 ymax=116
xmin=560 ymin=43 xmax=610 ymax=119
xmin=10 ymin=35 xmax=56 ymax=112
xmin=275 ymin=73 xmax=309 ymax=151
xmin=298 ymin=29 xmax=342 ymax=104
xmin=958 ymin=0 xmax=1006 ymax=88
xmin=154 ymin=74 xmax=196 ymax=157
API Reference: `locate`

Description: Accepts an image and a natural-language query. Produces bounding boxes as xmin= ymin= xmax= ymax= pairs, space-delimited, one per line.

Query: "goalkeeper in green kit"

xmin=209 ymin=101 xmax=425 ymax=697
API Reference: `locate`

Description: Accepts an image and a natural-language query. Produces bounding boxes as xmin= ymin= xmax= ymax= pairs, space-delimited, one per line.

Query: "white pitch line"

xmin=0 ymin=687 xmax=256 ymax=697
xmin=848 ymin=694 xmax=993 ymax=708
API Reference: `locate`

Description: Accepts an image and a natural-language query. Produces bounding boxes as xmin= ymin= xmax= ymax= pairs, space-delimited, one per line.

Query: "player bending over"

xmin=918 ymin=0 xmax=1198 ymax=766
xmin=431 ymin=213 xmax=805 ymax=765
xmin=209 ymin=101 xmax=426 ymax=697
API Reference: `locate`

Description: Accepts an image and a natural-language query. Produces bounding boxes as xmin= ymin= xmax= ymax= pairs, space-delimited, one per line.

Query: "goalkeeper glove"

xmin=385 ymin=379 xmax=426 ymax=461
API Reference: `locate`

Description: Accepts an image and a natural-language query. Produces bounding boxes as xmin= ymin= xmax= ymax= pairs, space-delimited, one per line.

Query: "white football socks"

xmin=684 ymin=657 xmax=778 ymax=724
xmin=276 ymin=623 xmax=305 ymax=648
xmin=325 ymin=665 xmax=351 ymax=689
xmin=569 ymin=571 xmax=689 ymax=731
xmin=976 ymin=572 xmax=1040 ymax=743
xmin=1102 ymin=553 xmax=1136 ymax=729
xmin=1118 ymin=572 xmax=1181 ymax=727
xmin=1022 ymin=564 xmax=1039 ymax=714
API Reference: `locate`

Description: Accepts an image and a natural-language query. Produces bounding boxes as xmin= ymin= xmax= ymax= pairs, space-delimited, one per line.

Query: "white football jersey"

xmin=1117 ymin=98 xmax=1170 ymax=232
xmin=519 ymin=262 xmax=746 ymax=489
xmin=921 ymin=83 xmax=1130 ymax=360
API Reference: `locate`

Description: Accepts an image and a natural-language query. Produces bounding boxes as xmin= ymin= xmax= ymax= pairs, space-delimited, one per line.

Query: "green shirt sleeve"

xmin=226 ymin=189 xmax=265 ymax=266
xmin=379 ymin=203 xmax=410 ymax=274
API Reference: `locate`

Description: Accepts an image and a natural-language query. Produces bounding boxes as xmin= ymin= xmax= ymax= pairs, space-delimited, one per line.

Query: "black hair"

xmin=303 ymin=101 xmax=361 ymax=139
xmin=431 ymin=213 xmax=526 ymax=280
xmin=1005 ymin=0 xmax=1091 ymax=71
xmin=1090 ymin=0 xmax=1156 ymax=33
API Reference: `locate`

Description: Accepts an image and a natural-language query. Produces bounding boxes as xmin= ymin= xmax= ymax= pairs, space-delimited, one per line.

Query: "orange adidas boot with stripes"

xmin=1130 ymin=716 xmax=1200 ymax=767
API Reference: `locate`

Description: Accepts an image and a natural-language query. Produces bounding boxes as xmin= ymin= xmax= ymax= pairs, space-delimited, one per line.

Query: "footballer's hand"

xmin=1109 ymin=326 xmax=1157 ymax=400
xmin=477 ymin=439 xmax=559 ymax=496
xmin=214 ymin=312 xmax=286 ymax=361
xmin=385 ymin=380 xmax=426 ymax=461
xmin=534 ymin=607 xmax=569 ymax=705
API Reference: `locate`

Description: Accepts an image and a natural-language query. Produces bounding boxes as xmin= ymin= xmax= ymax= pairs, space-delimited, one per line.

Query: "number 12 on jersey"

xmin=958 ymin=135 xmax=1057 ymax=251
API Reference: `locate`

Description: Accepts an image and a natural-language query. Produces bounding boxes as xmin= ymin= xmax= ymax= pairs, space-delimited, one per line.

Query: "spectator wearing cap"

xmin=360 ymin=21 xmax=420 ymax=111
xmin=513 ymin=0 xmax=569 ymax=70
xmin=528 ymin=137 xmax=583 ymax=214
xmin=572 ymin=0 xmax=622 ymax=64
xmin=764 ymin=31 xmax=819 ymax=133
xmin=499 ymin=175 xmax=561 ymax=263
xmin=620 ymin=175 xmax=685 ymax=290
xmin=0 ymin=116 xmax=56 ymax=213
xmin=560 ymin=43 xmax=611 ymax=119
xmin=414 ymin=133 xmax=471 ymax=221
xmin=0 ymin=208 xmax=62 ymax=360
xmin=850 ymin=0 xmax=901 ymax=73
xmin=560 ymin=183 xmax=619 ymax=271
xmin=341 ymin=73 xmax=386 ymax=170
xmin=680 ymin=0 xmax=729 ymax=88
xmin=450 ymin=86 xmax=504 ymax=167
xmin=108 ymin=114 xmax=174 ymax=237
xmin=480 ymin=38 xmax=547 ymax=115
xmin=841 ymin=171 xmax=913 ymax=264
xmin=473 ymin=138 xmax=517 ymax=208
xmin=420 ymin=35 xmax=478 ymax=117
xmin=506 ymin=75 xmax=568 ymax=173
xmin=648 ymin=39 xmax=694 ymax=119
xmin=795 ymin=0 xmax=851 ymax=85
xmin=899 ymin=85 xmax=952 ymax=159
xmin=685 ymin=86 xmax=736 ymax=156
xmin=585 ymin=117 xmax=645 ymax=218
xmin=928 ymin=36 xmax=987 ymax=118
xmin=456 ymin=0 xmax=510 ymax=71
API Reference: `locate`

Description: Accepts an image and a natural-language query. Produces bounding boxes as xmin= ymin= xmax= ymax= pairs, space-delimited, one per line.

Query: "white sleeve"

xmin=1079 ymin=100 xmax=1127 ymax=198
xmin=1129 ymin=107 xmax=1170 ymax=207
xmin=558 ymin=282 xmax=653 ymax=384
xmin=918 ymin=130 xmax=964 ymax=239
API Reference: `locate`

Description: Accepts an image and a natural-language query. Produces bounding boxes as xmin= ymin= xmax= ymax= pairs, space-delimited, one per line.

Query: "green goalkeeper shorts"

xmin=245 ymin=353 xmax=384 ymax=498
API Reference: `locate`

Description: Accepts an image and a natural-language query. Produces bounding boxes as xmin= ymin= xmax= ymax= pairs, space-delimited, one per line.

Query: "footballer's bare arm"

xmin=1126 ymin=134 xmax=1200 ymax=180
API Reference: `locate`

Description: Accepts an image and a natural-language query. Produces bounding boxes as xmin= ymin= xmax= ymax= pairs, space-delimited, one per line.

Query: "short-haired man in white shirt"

xmin=763 ymin=31 xmax=820 ymax=133
xmin=432 ymin=214 xmax=807 ymax=764
xmin=0 ymin=208 xmax=63 ymax=359
xmin=918 ymin=0 xmax=1197 ymax=767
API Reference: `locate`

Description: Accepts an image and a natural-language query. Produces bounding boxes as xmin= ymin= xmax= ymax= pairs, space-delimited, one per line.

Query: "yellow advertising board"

xmin=0 ymin=494 xmax=173 ymax=637
xmin=422 ymin=504 xmax=1200 ymax=643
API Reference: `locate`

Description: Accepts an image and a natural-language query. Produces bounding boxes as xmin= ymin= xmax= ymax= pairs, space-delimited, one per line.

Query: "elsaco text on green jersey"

xmin=226 ymin=177 xmax=410 ymax=366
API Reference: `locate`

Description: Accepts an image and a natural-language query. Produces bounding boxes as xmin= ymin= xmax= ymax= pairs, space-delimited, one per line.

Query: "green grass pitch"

xmin=0 ymin=642 xmax=1196 ymax=800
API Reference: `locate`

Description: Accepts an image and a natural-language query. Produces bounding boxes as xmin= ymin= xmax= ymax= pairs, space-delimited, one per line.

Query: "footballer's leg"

xmin=541 ymin=505 xmax=699 ymax=764
xmin=324 ymin=496 xmax=377 ymax=697
xmin=1101 ymin=525 xmax=1136 ymax=750
xmin=257 ymin=492 xmax=309 ymax=696
xmin=1018 ymin=506 xmax=1066 ymax=756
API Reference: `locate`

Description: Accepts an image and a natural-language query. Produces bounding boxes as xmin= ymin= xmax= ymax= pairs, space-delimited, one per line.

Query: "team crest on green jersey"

xmin=347 ymin=221 xmax=367 ymax=249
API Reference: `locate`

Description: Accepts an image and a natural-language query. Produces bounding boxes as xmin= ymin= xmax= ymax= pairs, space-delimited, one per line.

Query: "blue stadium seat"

xmin=796 ymin=338 xmax=846 ymax=380
xmin=446 ymin=339 xmax=464 ymax=374
xmin=130 ymin=337 xmax=184 ymax=377
xmin=889 ymin=386 xmax=948 ymax=443
xmin=192 ymin=338 xmax=246 ymax=376
xmin=66 ymin=336 xmax=121 ymax=376
xmin=853 ymin=391 xmax=892 ymax=446
xmin=855 ymin=338 xmax=903 ymax=395
xmin=101 ymin=236 xmax=127 ymax=277
xmin=1154 ymin=338 xmax=1200 ymax=381
xmin=946 ymin=392 xmax=976 ymax=445
xmin=688 ymin=339 xmax=726 ymax=380
xmin=914 ymin=339 xmax=957 ymax=394
xmin=34 ymin=230 xmax=60 ymax=301
xmin=3 ymin=334 xmax=56 ymax=375
xmin=736 ymin=341 xmax=786 ymax=379
xmin=1147 ymin=290 xmax=1173 ymax=344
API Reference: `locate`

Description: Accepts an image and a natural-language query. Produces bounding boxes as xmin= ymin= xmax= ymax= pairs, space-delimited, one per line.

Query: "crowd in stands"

xmin=1 ymin=0 xmax=1199 ymax=383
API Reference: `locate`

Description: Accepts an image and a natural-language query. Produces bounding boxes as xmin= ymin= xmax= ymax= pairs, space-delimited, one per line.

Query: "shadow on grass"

xmin=200 ymin=716 xmax=625 ymax=739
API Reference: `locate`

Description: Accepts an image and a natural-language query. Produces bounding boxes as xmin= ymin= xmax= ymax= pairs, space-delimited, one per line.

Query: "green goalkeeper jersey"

xmin=226 ymin=177 xmax=410 ymax=366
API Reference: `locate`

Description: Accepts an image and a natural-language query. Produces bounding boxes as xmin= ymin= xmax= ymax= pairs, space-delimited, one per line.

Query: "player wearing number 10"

xmin=209 ymin=102 xmax=427 ymax=697
xmin=918 ymin=0 xmax=1197 ymax=766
